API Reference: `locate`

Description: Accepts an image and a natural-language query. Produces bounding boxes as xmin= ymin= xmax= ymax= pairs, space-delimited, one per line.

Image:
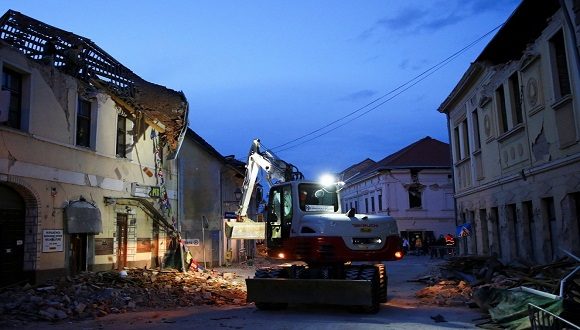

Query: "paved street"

xmin=20 ymin=255 xmax=483 ymax=330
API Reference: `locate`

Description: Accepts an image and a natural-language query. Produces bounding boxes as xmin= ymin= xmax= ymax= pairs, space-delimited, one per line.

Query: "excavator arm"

xmin=237 ymin=139 xmax=302 ymax=219
xmin=225 ymin=139 xmax=302 ymax=240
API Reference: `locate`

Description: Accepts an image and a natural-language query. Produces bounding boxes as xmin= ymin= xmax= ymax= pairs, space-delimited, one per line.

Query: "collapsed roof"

xmin=0 ymin=10 xmax=189 ymax=153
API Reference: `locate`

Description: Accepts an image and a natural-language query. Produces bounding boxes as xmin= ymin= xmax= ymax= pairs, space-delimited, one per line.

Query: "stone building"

xmin=339 ymin=136 xmax=456 ymax=249
xmin=178 ymin=128 xmax=256 ymax=267
xmin=438 ymin=0 xmax=580 ymax=263
xmin=0 ymin=10 xmax=188 ymax=285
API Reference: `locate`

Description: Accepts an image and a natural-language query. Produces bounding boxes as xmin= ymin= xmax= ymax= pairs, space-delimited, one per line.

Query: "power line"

xmin=269 ymin=23 xmax=504 ymax=154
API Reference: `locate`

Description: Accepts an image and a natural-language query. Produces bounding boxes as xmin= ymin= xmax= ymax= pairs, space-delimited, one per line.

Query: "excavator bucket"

xmin=246 ymin=278 xmax=373 ymax=306
xmin=224 ymin=221 xmax=265 ymax=239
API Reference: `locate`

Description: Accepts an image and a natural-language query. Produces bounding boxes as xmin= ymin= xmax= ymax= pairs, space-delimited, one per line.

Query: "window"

xmin=453 ymin=126 xmax=461 ymax=160
xmin=365 ymin=198 xmax=369 ymax=213
xmin=371 ymin=196 xmax=375 ymax=212
xmin=1 ymin=67 xmax=23 ymax=129
xmin=461 ymin=119 xmax=470 ymax=155
xmin=453 ymin=118 xmax=470 ymax=161
xmin=378 ymin=194 xmax=383 ymax=211
xmin=496 ymin=86 xmax=509 ymax=134
xmin=495 ymin=72 xmax=524 ymax=137
xmin=76 ymin=99 xmax=91 ymax=147
xmin=472 ymin=110 xmax=481 ymax=150
xmin=116 ymin=115 xmax=127 ymax=158
xmin=549 ymin=30 xmax=571 ymax=99
xmin=408 ymin=185 xmax=422 ymax=209
xmin=508 ymin=73 xmax=523 ymax=125
xmin=354 ymin=201 xmax=358 ymax=213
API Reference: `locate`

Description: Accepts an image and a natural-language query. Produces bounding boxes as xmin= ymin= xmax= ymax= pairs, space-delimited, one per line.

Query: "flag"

xmin=456 ymin=223 xmax=472 ymax=237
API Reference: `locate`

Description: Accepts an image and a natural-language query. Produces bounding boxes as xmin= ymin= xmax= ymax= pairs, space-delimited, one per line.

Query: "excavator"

xmin=238 ymin=139 xmax=404 ymax=313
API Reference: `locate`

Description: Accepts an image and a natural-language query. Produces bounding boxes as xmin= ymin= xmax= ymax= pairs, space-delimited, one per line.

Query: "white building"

xmin=340 ymin=137 xmax=456 ymax=249
xmin=438 ymin=0 xmax=580 ymax=263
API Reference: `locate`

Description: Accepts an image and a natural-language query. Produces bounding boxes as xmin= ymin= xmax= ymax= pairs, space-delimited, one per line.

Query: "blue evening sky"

xmin=1 ymin=1 xmax=520 ymax=179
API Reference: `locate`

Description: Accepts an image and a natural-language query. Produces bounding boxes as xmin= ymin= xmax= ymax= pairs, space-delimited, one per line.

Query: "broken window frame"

xmin=407 ymin=182 xmax=423 ymax=209
xmin=116 ymin=114 xmax=127 ymax=158
xmin=1 ymin=66 xmax=23 ymax=129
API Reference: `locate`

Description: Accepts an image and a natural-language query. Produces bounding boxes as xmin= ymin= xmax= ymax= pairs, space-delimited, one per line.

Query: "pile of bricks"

xmin=0 ymin=268 xmax=247 ymax=326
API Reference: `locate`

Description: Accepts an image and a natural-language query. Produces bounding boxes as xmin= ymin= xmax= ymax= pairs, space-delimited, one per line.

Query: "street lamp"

xmin=234 ymin=188 xmax=242 ymax=201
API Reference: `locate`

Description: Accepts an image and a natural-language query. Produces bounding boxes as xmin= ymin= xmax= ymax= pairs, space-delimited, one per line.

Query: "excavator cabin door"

xmin=266 ymin=184 xmax=293 ymax=247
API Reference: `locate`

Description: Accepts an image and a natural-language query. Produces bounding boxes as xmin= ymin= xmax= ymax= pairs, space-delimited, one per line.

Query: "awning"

xmin=65 ymin=199 xmax=102 ymax=234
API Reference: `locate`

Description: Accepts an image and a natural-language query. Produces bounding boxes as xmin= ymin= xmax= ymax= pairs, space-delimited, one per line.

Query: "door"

xmin=152 ymin=222 xmax=159 ymax=268
xmin=0 ymin=185 xmax=25 ymax=286
xmin=211 ymin=230 xmax=220 ymax=266
xmin=116 ymin=213 xmax=128 ymax=269
xmin=70 ymin=233 xmax=87 ymax=274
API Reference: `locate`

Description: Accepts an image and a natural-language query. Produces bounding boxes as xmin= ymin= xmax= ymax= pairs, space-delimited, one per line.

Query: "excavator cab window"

xmin=266 ymin=185 xmax=293 ymax=247
xmin=298 ymin=183 xmax=339 ymax=212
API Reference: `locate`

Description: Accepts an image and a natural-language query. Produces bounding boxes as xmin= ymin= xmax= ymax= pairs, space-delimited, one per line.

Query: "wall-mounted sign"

xmin=224 ymin=212 xmax=237 ymax=219
xmin=131 ymin=183 xmax=161 ymax=198
xmin=42 ymin=229 xmax=63 ymax=252
xmin=183 ymin=238 xmax=201 ymax=246
xmin=137 ymin=238 xmax=152 ymax=253
xmin=95 ymin=238 xmax=114 ymax=255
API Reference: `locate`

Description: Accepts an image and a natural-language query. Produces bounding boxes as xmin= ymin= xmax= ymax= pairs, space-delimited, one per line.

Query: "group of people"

xmin=402 ymin=233 xmax=456 ymax=257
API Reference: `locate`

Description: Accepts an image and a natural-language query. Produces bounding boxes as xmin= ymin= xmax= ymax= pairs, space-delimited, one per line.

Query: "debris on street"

xmin=415 ymin=279 xmax=472 ymax=306
xmin=0 ymin=267 xmax=247 ymax=327
xmin=413 ymin=254 xmax=580 ymax=329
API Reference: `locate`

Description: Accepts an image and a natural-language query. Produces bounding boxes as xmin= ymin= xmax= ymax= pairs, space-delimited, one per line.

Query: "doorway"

xmin=70 ymin=233 xmax=87 ymax=274
xmin=116 ymin=213 xmax=128 ymax=269
xmin=0 ymin=185 xmax=25 ymax=286
xmin=152 ymin=221 xmax=160 ymax=268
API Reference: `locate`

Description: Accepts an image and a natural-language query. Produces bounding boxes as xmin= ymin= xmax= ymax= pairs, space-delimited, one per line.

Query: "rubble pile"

xmin=414 ymin=255 xmax=580 ymax=327
xmin=415 ymin=280 xmax=472 ymax=306
xmin=443 ymin=255 xmax=578 ymax=294
xmin=0 ymin=268 xmax=247 ymax=325
xmin=414 ymin=255 xmax=579 ymax=306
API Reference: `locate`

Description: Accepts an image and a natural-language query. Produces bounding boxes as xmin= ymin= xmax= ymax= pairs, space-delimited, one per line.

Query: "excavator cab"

xmin=264 ymin=181 xmax=344 ymax=260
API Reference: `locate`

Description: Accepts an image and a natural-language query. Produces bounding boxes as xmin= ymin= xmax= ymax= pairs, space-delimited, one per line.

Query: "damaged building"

xmin=438 ymin=0 xmax=580 ymax=264
xmin=0 ymin=10 xmax=189 ymax=285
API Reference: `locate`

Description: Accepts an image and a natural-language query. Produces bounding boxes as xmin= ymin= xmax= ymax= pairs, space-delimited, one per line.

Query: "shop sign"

xmin=42 ymin=229 xmax=63 ymax=252
xmin=131 ymin=183 xmax=161 ymax=198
